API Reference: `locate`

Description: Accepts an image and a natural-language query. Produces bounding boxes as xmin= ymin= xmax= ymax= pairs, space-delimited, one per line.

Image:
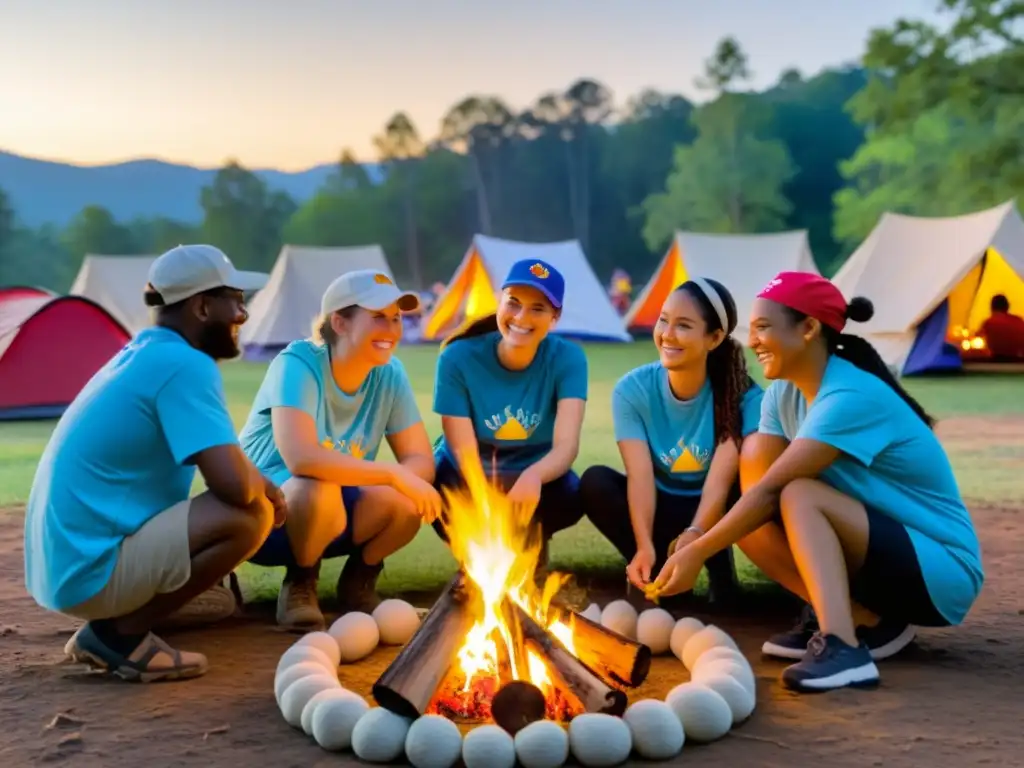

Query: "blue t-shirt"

xmin=23 ymin=327 xmax=240 ymax=612
xmin=432 ymin=331 xmax=588 ymax=472
xmin=612 ymin=362 xmax=763 ymax=496
xmin=759 ymin=355 xmax=984 ymax=625
xmin=239 ymin=340 xmax=422 ymax=485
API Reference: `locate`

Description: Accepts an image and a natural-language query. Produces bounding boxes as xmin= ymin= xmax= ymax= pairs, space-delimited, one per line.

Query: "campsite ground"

xmin=0 ymin=343 xmax=1021 ymax=766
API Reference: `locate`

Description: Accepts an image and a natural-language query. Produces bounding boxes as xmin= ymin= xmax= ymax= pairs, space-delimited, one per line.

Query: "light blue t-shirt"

xmin=432 ymin=331 xmax=588 ymax=472
xmin=239 ymin=340 xmax=422 ymax=485
xmin=613 ymin=362 xmax=763 ymax=496
xmin=23 ymin=327 xmax=240 ymax=612
xmin=759 ymin=355 xmax=984 ymax=625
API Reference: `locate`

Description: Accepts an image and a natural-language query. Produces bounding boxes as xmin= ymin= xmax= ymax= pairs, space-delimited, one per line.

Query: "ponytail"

xmin=440 ymin=313 xmax=499 ymax=350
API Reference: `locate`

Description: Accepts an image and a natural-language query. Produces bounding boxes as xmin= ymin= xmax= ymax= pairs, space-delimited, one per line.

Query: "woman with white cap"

xmin=239 ymin=270 xmax=442 ymax=631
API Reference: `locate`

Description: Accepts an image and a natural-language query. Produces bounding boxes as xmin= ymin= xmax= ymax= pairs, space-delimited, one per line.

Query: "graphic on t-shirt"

xmin=486 ymin=405 xmax=541 ymax=441
xmin=661 ymin=439 xmax=711 ymax=474
xmin=322 ymin=437 xmax=367 ymax=459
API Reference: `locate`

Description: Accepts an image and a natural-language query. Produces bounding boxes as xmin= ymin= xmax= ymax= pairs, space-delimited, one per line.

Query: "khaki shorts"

xmin=65 ymin=499 xmax=193 ymax=621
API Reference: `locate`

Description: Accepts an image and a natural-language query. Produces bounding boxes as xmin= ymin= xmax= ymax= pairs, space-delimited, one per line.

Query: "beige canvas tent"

xmin=625 ymin=230 xmax=818 ymax=336
xmin=831 ymin=200 xmax=1024 ymax=374
xmin=421 ymin=235 xmax=630 ymax=342
xmin=240 ymin=244 xmax=396 ymax=359
xmin=70 ymin=254 xmax=157 ymax=335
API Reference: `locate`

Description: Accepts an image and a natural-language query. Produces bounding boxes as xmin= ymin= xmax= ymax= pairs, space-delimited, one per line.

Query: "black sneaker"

xmin=762 ymin=604 xmax=818 ymax=660
xmin=335 ymin=554 xmax=384 ymax=615
xmin=781 ymin=632 xmax=880 ymax=692
xmin=857 ymin=619 xmax=917 ymax=660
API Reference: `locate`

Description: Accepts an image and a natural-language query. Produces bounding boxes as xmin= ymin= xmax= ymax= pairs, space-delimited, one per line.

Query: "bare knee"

xmin=739 ymin=434 xmax=787 ymax=493
xmin=283 ymin=478 xmax=346 ymax=562
xmin=189 ymin=491 xmax=274 ymax=556
xmin=778 ymin=478 xmax=822 ymax=526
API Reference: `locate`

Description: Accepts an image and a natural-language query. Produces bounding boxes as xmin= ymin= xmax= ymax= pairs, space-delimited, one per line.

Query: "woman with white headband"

xmin=579 ymin=277 xmax=763 ymax=604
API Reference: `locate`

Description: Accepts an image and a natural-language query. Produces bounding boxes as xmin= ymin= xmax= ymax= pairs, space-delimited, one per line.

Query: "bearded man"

xmin=24 ymin=244 xmax=285 ymax=682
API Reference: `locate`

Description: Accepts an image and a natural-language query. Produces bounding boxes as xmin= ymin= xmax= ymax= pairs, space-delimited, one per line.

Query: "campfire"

xmin=373 ymin=452 xmax=650 ymax=730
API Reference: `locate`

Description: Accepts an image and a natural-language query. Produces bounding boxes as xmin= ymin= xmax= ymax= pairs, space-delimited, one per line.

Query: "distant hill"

xmin=0 ymin=150 xmax=383 ymax=227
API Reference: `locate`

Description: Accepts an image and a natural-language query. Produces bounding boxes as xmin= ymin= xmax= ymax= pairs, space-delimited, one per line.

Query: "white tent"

xmin=831 ymin=200 xmax=1024 ymax=374
xmin=421 ymin=235 xmax=630 ymax=342
xmin=240 ymin=244 xmax=397 ymax=358
xmin=70 ymin=254 xmax=157 ymax=335
xmin=625 ymin=230 xmax=818 ymax=337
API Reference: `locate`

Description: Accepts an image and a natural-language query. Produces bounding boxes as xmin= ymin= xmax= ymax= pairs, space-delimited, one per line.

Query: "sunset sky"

xmin=1 ymin=0 xmax=942 ymax=171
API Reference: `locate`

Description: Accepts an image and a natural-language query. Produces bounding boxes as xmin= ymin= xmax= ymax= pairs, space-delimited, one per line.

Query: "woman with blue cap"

xmin=431 ymin=259 xmax=588 ymax=562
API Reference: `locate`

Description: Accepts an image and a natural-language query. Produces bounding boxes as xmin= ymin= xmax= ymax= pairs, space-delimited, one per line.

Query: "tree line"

xmin=0 ymin=0 xmax=1020 ymax=294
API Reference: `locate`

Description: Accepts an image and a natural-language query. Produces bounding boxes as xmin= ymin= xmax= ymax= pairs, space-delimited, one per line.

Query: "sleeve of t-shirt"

xmin=554 ymin=341 xmax=589 ymax=401
xmin=796 ymin=387 xmax=892 ymax=465
xmin=385 ymin=361 xmax=423 ymax=434
xmin=432 ymin=346 xmax=471 ymax=418
xmin=758 ymin=384 xmax=786 ymax=437
xmin=611 ymin=380 xmax=647 ymax=442
xmin=261 ymin=350 xmax=320 ymax=419
xmin=740 ymin=384 xmax=764 ymax=437
xmin=156 ymin=358 xmax=239 ymax=465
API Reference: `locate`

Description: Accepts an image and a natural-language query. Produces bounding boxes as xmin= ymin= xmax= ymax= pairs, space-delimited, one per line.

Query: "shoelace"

xmin=288 ymin=579 xmax=317 ymax=606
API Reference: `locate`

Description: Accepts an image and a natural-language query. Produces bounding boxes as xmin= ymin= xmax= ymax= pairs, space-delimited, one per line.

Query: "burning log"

xmin=552 ymin=604 xmax=652 ymax=688
xmin=513 ymin=603 xmax=627 ymax=717
xmin=373 ymin=574 xmax=475 ymax=719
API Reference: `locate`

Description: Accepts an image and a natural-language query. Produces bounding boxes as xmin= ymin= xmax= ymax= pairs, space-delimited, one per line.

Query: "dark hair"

xmin=782 ymin=297 xmax=936 ymax=427
xmin=313 ymin=305 xmax=360 ymax=346
xmin=676 ymin=279 xmax=754 ymax=447
xmin=991 ymin=294 xmax=1009 ymax=313
xmin=440 ymin=313 xmax=500 ymax=349
xmin=146 ymin=285 xmax=234 ymax=320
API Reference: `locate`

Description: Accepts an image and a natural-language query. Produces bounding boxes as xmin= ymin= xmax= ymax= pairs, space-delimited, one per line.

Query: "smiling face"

xmin=332 ymin=303 xmax=403 ymax=366
xmin=653 ymin=288 xmax=725 ymax=371
xmin=195 ymin=287 xmax=248 ymax=360
xmin=748 ymin=298 xmax=821 ymax=379
xmin=495 ymin=285 xmax=558 ymax=349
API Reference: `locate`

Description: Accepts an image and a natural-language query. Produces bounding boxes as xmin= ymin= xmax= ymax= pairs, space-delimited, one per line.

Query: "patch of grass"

xmin=3 ymin=342 xmax=1021 ymax=601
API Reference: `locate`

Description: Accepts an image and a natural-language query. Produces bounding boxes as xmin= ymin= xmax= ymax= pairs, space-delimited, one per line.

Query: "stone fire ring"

xmin=273 ymin=602 xmax=756 ymax=766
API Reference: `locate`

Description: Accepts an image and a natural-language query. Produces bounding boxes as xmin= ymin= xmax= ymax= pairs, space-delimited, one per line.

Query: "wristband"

xmin=683 ymin=525 xmax=705 ymax=537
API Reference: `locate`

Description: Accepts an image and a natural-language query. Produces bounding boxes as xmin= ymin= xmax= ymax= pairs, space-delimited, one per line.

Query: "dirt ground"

xmin=1 ymin=417 xmax=1022 ymax=767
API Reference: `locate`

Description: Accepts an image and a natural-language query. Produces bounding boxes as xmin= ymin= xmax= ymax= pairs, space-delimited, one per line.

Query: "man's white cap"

xmin=321 ymin=269 xmax=421 ymax=315
xmin=146 ymin=244 xmax=269 ymax=305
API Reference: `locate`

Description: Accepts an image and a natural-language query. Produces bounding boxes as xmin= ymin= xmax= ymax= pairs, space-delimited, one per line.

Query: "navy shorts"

xmin=248 ymin=485 xmax=363 ymax=568
xmin=849 ymin=506 xmax=951 ymax=627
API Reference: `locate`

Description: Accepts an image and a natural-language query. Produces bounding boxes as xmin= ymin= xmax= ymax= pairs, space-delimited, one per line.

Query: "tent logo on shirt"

xmin=486 ymin=405 xmax=541 ymax=440
xmin=661 ymin=441 xmax=711 ymax=473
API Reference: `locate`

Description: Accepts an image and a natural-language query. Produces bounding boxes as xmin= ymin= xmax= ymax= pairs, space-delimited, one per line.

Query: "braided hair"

xmin=675 ymin=278 xmax=754 ymax=447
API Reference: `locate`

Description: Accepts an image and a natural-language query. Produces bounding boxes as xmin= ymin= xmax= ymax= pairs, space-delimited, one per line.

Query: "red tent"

xmin=0 ymin=295 xmax=130 ymax=420
xmin=0 ymin=285 xmax=54 ymax=303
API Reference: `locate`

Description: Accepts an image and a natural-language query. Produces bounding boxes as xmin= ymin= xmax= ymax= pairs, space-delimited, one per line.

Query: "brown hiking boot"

xmin=335 ymin=554 xmax=383 ymax=615
xmin=277 ymin=565 xmax=325 ymax=632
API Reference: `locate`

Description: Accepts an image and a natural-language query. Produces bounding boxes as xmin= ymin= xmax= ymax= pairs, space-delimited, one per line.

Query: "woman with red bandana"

xmin=651 ymin=271 xmax=984 ymax=693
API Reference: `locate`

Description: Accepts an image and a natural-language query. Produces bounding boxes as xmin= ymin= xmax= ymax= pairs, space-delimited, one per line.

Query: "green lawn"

xmin=2 ymin=342 xmax=1021 ymax=603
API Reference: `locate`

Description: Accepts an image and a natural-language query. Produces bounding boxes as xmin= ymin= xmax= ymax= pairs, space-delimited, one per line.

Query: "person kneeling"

xmin=240 ymin=270 xmax=442 ymax=631
xmin=24 ymin=245 xmax=282 ymax=682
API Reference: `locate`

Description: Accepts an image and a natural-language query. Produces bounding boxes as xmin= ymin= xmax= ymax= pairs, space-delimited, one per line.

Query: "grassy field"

xmin=2 ymin=342 xmax=1022 ymax=602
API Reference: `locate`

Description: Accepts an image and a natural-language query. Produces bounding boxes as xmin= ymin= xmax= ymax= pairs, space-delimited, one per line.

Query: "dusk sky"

xmin=1 ymin=0 xmax=942 ymax=171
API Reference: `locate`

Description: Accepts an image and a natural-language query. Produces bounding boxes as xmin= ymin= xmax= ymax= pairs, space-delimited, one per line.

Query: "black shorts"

xmin=849 ymin=506 xmax=951 ymax=627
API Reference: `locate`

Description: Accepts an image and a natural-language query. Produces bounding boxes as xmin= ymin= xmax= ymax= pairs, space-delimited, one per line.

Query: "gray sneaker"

xmin=277 ymin=567 xmax=325 ymax=632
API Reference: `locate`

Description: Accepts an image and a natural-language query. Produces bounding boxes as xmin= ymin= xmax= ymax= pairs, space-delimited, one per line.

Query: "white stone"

xmin=275 ymin=644 xmax=334 ymax=676
xmin=372 ymin=599 xmax=421 ymax=646
xmin=600 ymin=600 xmax=638 ymax=639
xmin=635 ymin=608 xmax=675 ymax=655
xmin=351 ymin=707 xmax=412 ymax=763
xmin=301 ymin=688 xmax=360 ymax=735
xmin=405 ymin=714 xmax=462 ymax=768
xmin=514 ymin=719 xmax=569 ymax=768
xmin=462 ymin=723 xmax=516 ymax=768
xmin=295 ymin=630 xmax=342 ymax=667
xmin=274 ymin=660 xmax=329 ymax=708
xmin=666 ymin=681 xmax=733 ymax=743
xmin=567 ymin=712 xmax=632 ymax=766
xmin=690 ymin=644 xmax=748 ymax=673
xmin=580 ymin=603 xmax=602 ymax=622
xmin=692 ymin=657 xmax=756 ymax=697
xmin=279 ymin=674 xmax=341 ymax=728
xmin=680 ymin=624 xmax=738 ymax=670
xmin=623 ymin=699 xmax=685 ymax=760
xmin=311 ymin=694 xmax=370 ymax=751
xmin=669 ymin=617 xmax=705 ymax=660
xmin=329 ymin=611 xmax=381 ymax=663
xmin=696 ymin=671 xmax=756 ymax=723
